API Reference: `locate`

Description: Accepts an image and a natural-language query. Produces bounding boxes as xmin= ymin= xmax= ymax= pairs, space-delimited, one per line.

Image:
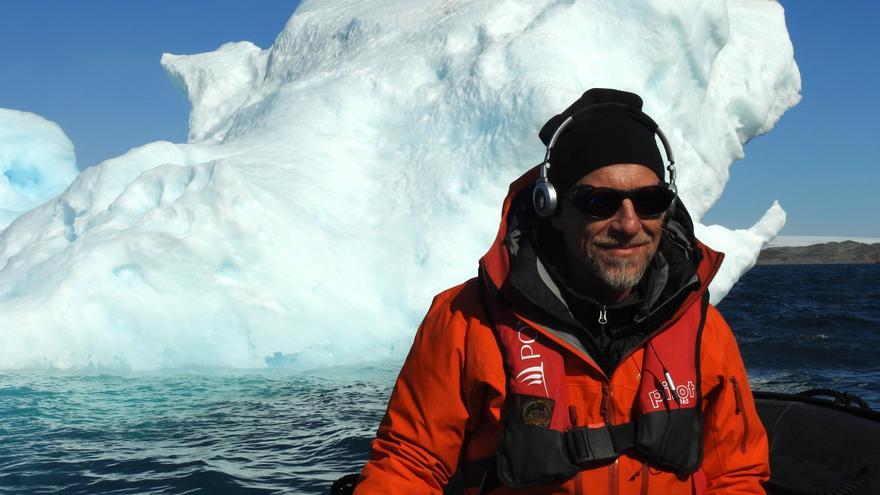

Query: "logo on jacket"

xmin=514 ymin=395 xmax=555 ymax=428
xmin=514 ymin=322 xmax=549 ymax=397
xmin=648 ymin=380 xmax=696 ymax=409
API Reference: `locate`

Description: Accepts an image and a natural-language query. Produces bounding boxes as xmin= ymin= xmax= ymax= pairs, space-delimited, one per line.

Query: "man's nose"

xmin=610 ymin=199 xmax=642 ymax=236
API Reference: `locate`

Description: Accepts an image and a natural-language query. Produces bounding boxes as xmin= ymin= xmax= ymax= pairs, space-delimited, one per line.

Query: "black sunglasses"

xmin=564 ymin=184 xmax=675 ymax=219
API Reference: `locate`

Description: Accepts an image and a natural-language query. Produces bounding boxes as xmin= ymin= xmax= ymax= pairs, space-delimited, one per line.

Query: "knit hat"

xmin=539 ymin=89 xmax=665 ymax=194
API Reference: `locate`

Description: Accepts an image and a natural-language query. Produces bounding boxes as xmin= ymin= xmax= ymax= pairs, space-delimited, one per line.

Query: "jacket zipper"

xmin=596 ymin=282 xmax=695 ymax=495
xmin=608 ymin=459 xmax=619 ymax=495
xmin=639 ymin=463 xmax=649 ymax=495
xmin=730 ymin=376 xmax=749 ymax=453
xmin=600 ymin=381 xmax=610 ymax=419
xmin=600 ymin=381 xmax=618 ymax=495
xmin=568 ymin=406 xmax=583 ymax=495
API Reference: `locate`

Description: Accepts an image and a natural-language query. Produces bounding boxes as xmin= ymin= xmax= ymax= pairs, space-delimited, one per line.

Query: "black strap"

xmin=564 ymin=422 xmax=636 ymax=465
xmin=465 ymin=423 xmax=636 ymax=493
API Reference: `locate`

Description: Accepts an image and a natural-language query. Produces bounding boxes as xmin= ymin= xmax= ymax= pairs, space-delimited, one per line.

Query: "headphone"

xmin=532 ymin=103 xmax=677 ymax=218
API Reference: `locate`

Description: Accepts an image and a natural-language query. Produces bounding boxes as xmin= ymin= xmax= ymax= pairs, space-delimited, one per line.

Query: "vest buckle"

xmin=564 ymin=423 xmax=636 ymax=465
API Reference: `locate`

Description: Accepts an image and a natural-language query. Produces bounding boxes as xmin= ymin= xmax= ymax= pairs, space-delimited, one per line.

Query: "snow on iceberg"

xmin=0 ymin=0 xmax=801 ymax=370
xmin=0 ymin=109 xmax=79 ymax=230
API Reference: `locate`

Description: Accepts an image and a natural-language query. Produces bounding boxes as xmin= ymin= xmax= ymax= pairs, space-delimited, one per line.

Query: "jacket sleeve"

xmin=700 ymin=305 xmax=771 ymax=495
xmin=354 ymin=286 xmax=494 ymax=494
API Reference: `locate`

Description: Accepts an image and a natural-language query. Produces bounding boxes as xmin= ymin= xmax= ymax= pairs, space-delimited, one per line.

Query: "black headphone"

xmin=532 ymin=103 xmax=677 ymax=218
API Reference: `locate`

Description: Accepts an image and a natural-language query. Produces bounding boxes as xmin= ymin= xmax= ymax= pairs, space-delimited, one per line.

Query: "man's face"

xmin=554 ymin=163 xmax=665 ymax=293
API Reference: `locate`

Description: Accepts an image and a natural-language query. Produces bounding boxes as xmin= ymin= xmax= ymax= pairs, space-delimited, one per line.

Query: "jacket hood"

xmin=479 ymin=166 xmax=724 ymax=361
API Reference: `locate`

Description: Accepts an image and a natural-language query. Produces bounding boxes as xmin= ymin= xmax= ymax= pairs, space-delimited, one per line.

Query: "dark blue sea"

xmin=1 ymin=264 xmax=878 ymax=494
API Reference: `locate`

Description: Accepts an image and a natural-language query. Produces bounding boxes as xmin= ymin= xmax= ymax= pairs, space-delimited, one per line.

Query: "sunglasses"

xmin=564 ymin=184 xmax=675 ymax=219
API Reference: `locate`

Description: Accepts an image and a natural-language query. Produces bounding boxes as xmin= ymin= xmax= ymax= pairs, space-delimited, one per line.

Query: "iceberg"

xmin=0 ymin=0 xmax=800 ymax=370
xmin=0 ymin=109 xmax=79 ymax=230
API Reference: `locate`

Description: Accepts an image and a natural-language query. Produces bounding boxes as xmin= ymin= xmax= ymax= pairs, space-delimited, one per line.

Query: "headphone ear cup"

xmin=533 ymin=180 xmax=558 ymax=218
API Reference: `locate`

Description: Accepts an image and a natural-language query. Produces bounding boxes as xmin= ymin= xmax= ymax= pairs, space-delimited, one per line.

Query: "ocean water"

xmin=1 ymin=264 xmax=878 ymax=494
xmin=719 ymin=264 xmax=880 ymax=402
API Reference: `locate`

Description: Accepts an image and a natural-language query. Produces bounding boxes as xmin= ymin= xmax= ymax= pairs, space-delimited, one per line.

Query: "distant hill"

xmin=757 ymin=240 xmax=880 ymax=265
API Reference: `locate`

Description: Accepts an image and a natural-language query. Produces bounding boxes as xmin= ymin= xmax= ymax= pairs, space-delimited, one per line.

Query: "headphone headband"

xmin=533 ymin=103 xmax=677 ymax=217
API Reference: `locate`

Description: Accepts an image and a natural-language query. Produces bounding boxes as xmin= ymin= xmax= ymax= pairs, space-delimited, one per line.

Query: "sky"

xmin=0 ymin=0 xmax=299 ymax=167
xmin=702 ymin=1 xmax=880 ymax=237
xmin=0 ymin=0 xmax=877 ymax=237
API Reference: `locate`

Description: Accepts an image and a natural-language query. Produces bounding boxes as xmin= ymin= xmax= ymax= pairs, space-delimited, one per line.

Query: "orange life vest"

xmin=483 ymin=281 xmax=708 ymax=489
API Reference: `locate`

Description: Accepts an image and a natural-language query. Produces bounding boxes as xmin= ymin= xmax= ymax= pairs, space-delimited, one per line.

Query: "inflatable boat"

xmin=755 ymin=389 xmax=879 ymax=495
xmin=332 ymin=389 xmax=880 ymax=494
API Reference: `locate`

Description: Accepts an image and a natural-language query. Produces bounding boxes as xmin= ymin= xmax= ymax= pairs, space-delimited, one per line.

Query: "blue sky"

xmin=703 ymin=1 xmax=880 ymax=237
xmin=1 ymin=1 xmax=877 ymax=237
xmin=0 ymin=0 xmax=299 ymax=167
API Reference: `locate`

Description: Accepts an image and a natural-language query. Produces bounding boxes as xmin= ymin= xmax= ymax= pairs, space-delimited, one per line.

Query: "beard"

xmin=585 ymin=232 xmax=657 ymax=292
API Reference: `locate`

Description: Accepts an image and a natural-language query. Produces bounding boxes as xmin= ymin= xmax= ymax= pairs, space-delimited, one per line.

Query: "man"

xmin=354 ymin=89 xmax=769 ymax=494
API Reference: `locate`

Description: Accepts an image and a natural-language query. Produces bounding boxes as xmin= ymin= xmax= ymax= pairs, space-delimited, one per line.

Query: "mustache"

xmin=592 ymin=233 xmax=653 ymax=249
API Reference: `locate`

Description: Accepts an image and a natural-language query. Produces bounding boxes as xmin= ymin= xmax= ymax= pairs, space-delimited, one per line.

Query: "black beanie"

xmin=539 ymin=88 xmax=665 ymax=194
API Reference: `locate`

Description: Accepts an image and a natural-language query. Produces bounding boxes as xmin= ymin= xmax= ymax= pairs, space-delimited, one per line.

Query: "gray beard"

xmin=586 ymin=247 xmax=654 ymax=292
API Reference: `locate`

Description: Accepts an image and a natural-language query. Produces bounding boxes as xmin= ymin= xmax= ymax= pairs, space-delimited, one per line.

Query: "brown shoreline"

xmin=756 ymin=240 xmax=880 ymax=265
xmin=756 ymin=260 xmax=880 ymax=265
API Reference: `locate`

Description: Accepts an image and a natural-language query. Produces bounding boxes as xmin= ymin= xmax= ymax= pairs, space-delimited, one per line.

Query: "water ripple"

xmin=0 ymin=365 xmax=398 ymax=494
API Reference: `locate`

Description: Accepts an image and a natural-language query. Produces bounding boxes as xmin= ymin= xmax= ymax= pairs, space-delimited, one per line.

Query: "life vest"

xmin=482 ymin=286 xmax=710 ymax=489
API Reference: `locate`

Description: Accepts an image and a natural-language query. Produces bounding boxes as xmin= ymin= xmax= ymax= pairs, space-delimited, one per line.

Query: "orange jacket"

xmin=356 ymin=170 xmax=769 ymax=494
